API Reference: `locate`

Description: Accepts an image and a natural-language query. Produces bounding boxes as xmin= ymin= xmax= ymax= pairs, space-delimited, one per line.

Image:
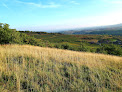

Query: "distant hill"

xmin=87 ymin=30 xmax=122 ymax=36
xmin=59 ymin=23 xmax=122 ymax=35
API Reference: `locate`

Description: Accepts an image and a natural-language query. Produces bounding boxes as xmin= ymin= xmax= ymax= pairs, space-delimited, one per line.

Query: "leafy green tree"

xmin=0 ymin=24 xmax=22 ymax=44
xmin=96 ymin=44 xmax=122 ymax=56
xmin=61 ymin=43 xmax=70 ymax=49
xmin=0 ymin=23 xmax=38 ymax=45
xmin=0 ymin=23 xmax=3 ymax=29
xmin=104 ymin=44 xmax=122 ymax=56
xmin=3 ymin=23 xmax=10 ymax=31
xmin=78 ymin=43 xmax=89 ymax=52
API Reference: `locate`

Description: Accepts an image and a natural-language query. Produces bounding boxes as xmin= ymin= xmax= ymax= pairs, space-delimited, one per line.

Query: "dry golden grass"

xmin=0 ymin=44 xmax=122 ymax=92
xmin=0 ymin=44 xmax=121 ymax=67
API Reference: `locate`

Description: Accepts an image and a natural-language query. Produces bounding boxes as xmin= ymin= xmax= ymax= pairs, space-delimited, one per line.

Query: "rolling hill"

xmin=0 ymin=45 xmax=122 ymax=92
xmin=59 ymin=23 xmax=122 ymax=35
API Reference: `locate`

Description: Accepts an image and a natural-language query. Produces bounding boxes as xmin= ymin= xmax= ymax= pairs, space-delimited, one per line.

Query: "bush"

xmin=0 ymin=23 xmax=44 ymax=46
xmin=96 ymin=44 xmax=122 ymax=56
xmin=104 ymin=44 xmax=122 ymax=56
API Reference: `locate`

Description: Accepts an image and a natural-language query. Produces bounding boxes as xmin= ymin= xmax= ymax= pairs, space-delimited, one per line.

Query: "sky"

xmin=0 ymin=0 xmax=122 ymax=32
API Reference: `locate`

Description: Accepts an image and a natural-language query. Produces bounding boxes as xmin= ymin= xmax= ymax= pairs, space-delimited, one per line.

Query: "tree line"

xmin=0 ymin=23 xmax=45 ymax=46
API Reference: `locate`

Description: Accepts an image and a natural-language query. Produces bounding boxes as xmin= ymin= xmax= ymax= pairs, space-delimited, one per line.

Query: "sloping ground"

xmin=0 ymin=45 xmax=122 ymax=92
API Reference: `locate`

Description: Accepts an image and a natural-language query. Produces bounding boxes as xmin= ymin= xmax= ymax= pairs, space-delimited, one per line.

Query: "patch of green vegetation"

xmin=0 ymin=23 xmax=47 ymax=47
xmin=88 ymin=30 xmax=122 ymax=36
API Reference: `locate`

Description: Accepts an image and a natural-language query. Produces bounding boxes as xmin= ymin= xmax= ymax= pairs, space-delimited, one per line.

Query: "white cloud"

xmin=15 ymin=10 xmax=122 ymax=31
xmin=15 ymin=0 xmax=61 ymax=8
xmin=2 ymin=3 xmax=9 ymax=9
xmin=111 ymin=0 xmax=122 ymax=4
xmin=42 ymin=11 xmax=122 ymax=31
xmin=102 ymin=0 xmax=122 ymax=4
xmin=70 ymin=1 xmax=80 ymax=5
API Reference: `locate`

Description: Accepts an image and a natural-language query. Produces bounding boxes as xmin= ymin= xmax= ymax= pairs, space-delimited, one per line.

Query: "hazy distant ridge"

xmin=59 ymin=23 xmax=122 ymax=35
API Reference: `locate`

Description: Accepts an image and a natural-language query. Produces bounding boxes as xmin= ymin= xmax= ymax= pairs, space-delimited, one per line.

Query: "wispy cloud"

xmin=2 ymin=3 xmax=9 ymax=9
xmin=15 ymin=0 xmax=61 ymax=8
xmin=70 ymin=1 xmax=80 ymax=5
xmin=111 ymin=0 xmax=122 ymax=4
xmin=102 ymin=0 xmax=122 ymax=4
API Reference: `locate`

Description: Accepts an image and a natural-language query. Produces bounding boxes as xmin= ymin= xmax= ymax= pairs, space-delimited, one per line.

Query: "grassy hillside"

xmin=0 ymin=45 xmax=122 ymax=92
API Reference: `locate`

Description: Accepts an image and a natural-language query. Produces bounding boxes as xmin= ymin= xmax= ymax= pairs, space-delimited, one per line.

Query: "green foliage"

xmin=78 ymin=42 xmax=90 ymax=52
xmin=96 ymin=44 xmax=122 ymax=56
xmin=0 ymin=23 xmax=22 ymax=44
xmin=103 ymin=44 xmax=122 ymax=56
xmin=88 ymin=30 xmax=122 ymax=36
xmin=0 ymin=23 xmax=44 ymax=46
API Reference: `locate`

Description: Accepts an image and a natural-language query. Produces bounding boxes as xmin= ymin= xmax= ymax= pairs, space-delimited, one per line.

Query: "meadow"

xmin=0 ymin=44 xmax=122 ymax=92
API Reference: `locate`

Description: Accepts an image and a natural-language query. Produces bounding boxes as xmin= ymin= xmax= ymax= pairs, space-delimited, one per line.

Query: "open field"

xmin=0 ymin=45 xmax=122 ymax=92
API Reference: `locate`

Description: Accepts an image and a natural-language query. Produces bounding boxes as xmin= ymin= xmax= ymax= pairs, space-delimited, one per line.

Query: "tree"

xmin=78 ymin=42 xmax=89 ymax=52
xmin=3 ymin=23 xmax=10 ymax=31
xmin=0 ymin=23 xmax=22 ymax=44
xmin=0 ymin=23 xmax=3 ymax=29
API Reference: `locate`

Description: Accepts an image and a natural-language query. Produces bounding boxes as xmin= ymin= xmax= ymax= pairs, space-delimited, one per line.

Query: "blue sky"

xmin=0 ymin=0 xmax=122 ymax=31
